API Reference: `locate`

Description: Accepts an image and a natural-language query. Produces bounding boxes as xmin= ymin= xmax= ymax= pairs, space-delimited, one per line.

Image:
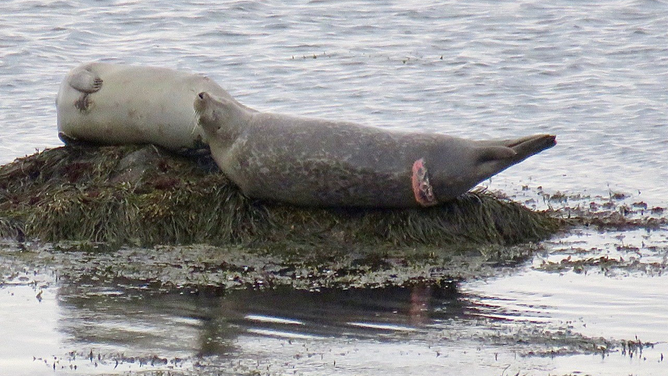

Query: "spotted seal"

xmin=194 ymin=91 xmax=556 ymax=208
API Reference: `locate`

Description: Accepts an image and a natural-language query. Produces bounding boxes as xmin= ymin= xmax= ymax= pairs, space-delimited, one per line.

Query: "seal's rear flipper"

xmin=475 ymin=134 xmax=556 ymax=179
xmin=479 ymin=134 xmax=556 ymax=163
xmin=506 ymin=134 xmax=557 ymax=162
xmin=476 ymin=146 xmax=517 ymax=162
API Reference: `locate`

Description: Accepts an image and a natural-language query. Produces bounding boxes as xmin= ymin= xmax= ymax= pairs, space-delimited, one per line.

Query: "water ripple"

xmin=0 ymin=0 xmax=667 ymax=199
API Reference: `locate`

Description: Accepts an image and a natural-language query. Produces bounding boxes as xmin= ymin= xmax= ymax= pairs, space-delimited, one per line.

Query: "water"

xmin=1 ymin=0 xmax=668 ymax=375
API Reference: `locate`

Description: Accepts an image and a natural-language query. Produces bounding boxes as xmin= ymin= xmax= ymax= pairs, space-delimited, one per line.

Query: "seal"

xmin=194 ymin=92 xmax=556 ymax=208
xmin=56 ymin=62 xmax=236 ymax=152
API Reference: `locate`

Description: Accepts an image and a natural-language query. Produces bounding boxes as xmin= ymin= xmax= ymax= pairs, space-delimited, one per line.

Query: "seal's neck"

xmin=195 ymin=92 xmax=246 ymax=143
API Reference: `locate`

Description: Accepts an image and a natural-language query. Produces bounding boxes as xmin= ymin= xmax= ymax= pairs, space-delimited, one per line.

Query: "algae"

xmin=0 ymin=240 xmax=539 ymax=294
xmin=0 ymin=145 xmax=561 ymax=248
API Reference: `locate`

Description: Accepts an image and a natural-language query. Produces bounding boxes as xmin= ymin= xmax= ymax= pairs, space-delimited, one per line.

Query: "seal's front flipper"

xmin=58 ymin=131 xmax=93 ymax=147
xmin=177 ymin=145 xmax=211 ymax=158
xmin=68 ymin=66 xmax=103 ymax=94
xmin=58 ymin=131 xmax=77 ymax=145
xmin=67 ymin=66 xmax=103 ymax=113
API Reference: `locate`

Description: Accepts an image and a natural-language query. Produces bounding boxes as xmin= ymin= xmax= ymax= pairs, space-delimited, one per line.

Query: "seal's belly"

xmin=230 ymin=141 xmax=417 ymax=208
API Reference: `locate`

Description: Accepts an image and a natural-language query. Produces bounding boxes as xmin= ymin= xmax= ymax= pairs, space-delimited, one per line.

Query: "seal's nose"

xmin=194 ymin=92 xmax=208 ymax=114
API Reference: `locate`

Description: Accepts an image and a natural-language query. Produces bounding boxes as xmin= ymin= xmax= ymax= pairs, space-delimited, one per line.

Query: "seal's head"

xmin=194 ymin=91 xmax=251 ymax=141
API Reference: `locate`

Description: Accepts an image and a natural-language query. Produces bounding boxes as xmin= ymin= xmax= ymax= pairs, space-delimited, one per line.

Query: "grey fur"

xmin=195 ymin=92 xmax=556 ymax=208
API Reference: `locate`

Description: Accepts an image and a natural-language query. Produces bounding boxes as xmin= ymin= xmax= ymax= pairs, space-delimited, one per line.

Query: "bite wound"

xmin=411 ymin=158 xmax=438 ymax=207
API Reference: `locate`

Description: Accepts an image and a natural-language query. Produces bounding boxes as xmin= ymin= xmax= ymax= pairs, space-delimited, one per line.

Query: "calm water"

xmin=1 ymin=0 xmax=667 ymax=375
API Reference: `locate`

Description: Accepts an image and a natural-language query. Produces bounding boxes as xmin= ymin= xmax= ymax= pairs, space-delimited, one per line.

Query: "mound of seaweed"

xmin=0 ymin=145 xmax=561 ymax=247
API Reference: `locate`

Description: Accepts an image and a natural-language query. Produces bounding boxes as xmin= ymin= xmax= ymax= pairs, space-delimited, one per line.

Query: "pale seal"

xmin=56 ymin=62 xmax=235 ymax=152
xmin=194 ymin=92 xmax=556 ymax=208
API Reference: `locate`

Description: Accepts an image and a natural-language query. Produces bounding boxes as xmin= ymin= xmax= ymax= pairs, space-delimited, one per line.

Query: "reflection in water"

xmin=48 ymin=269 xmax=667 ymax=376
xmin=3 ymin=239 xmax=667 ymax=375
xmin=56 ymin=280 xmax=462 ymax=359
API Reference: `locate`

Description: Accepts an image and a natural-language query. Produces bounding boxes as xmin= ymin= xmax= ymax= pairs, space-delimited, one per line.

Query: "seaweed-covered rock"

xmin=0 ymin=145 xmax=561 ymax=247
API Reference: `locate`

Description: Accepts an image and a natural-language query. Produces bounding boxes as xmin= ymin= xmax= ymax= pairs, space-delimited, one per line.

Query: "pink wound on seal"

xmin=411 ymin=158 xmax=438 ymax=207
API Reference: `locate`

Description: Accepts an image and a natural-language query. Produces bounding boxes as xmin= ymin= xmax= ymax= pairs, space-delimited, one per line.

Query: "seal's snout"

xmin=194 ymin=92 xmax=209 ymax=116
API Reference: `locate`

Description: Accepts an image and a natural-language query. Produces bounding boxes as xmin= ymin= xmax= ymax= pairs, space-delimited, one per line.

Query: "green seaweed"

xmin=0 ymin=145 xmax=562 ymax=247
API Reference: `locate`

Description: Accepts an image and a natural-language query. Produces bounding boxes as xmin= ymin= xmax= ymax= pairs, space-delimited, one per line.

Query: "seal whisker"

xmin=190 ymin=109 xmax=200 ymax=136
